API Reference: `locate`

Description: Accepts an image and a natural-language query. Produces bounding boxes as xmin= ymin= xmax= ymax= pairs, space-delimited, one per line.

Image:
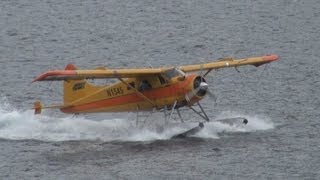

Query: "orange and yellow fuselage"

xmin=60 ymin=74 xmax=203 ymax=113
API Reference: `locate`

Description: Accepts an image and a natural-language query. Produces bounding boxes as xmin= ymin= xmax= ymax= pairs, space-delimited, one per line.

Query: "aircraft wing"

xmin=32 ymin=54 xmax=278 ymax=82
xmin=179 ymin=54 xmax=278 ymax=73
xmin=32 ymin=68 xmax=165 ymax=82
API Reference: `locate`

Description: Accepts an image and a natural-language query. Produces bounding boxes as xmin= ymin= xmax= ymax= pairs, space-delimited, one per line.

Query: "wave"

xmin=0 ymin=98 xmax=274 ymax=142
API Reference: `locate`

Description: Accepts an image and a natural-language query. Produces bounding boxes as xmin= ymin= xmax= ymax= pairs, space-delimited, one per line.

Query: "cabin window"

xmin=127 ymin=82 xmax=135 ymax=90
xmin=158 ymin=76 xmax=167 ymax=85
xmin=139 ymin=80 xmax=152 ymax=91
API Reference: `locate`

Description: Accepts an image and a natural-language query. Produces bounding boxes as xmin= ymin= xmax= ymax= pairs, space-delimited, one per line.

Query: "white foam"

xmin=192 ymin=112 xmax=274 ymax=139
xmin=0 ymin=98 xmax=274 ymax=142
xmin=214 ymin=111 xmax=274 ymax=131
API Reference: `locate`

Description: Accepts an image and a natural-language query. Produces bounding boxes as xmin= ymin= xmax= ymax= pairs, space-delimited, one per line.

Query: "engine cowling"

xmin=185 ymin=75 xmax=208 ymax=104
xmin=193 ymin=76 xmax=208 ymax=97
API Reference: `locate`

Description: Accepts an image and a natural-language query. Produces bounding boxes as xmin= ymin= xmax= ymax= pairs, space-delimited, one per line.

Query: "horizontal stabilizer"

xmin=33 ymin=101 xmax=42 ymax=114
xmin=32 ymin=101 xmax=68 ymax=114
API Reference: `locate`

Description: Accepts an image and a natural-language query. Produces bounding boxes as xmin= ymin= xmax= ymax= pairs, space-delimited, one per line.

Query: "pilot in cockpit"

xmin=139 ymin=80 xmax=152 ymax=91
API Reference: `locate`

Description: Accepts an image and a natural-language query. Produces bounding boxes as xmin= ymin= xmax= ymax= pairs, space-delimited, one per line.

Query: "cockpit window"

xmin=162 ymin=68 xmax=185 ymax=80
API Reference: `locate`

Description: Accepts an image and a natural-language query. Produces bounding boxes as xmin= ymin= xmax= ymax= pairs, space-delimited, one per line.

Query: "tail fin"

xmin=65 ymin=63 xmax=78 ymax=71
xmin=63 ymin=64 xmax=100 ymax=105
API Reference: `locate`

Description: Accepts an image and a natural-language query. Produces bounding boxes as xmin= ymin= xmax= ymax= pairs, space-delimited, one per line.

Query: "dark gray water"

xmin=1 ymin=0 xmax=320 ymax=179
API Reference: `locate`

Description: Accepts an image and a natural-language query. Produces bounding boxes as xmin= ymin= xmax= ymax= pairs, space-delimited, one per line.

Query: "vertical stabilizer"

xmin=63 ymin=64 xmax=100 ymax=105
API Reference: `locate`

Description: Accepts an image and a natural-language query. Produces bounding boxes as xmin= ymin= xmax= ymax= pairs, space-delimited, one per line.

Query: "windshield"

xmin=162 ymin=68 xmax=185 ymax=79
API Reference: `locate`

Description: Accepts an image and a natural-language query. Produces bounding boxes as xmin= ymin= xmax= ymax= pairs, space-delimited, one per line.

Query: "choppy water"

xmin=1 ymin=0 xmax=320 ymax=179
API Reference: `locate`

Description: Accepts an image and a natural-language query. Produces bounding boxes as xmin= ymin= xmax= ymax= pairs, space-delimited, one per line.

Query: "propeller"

xmin=206 ymin=90 xmax=217 ymax=103
xmin=184 ymin=58 xmax=218 ymax=103
xmin=185 ymin=75 xmax=218 ymax=103
xmin=185 ymin=80 xmax=208 ymax=102
xmin=199 ymin=60 xmax=217 ymax=100
xmin=200 ymin=68 xmax=218 ymax=102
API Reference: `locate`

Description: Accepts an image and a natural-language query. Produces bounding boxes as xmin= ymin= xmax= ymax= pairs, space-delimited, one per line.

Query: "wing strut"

xmin=168 ymin=100 xmax=178 ymax=121
xmin=203 ymin=69 xmax=213 ymax=77
xmin=176 ymin=109 xmax=184 ymax=123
